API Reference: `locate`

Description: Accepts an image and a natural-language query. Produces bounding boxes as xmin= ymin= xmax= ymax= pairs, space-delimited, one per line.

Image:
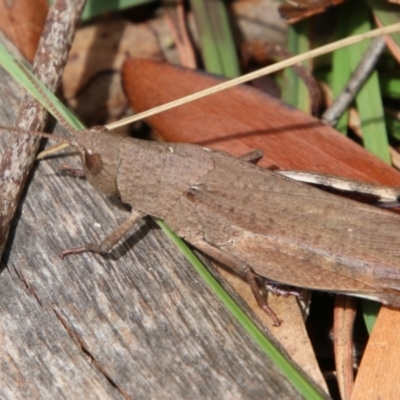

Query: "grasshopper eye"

xmin=84 ymin=152 xmax=103 ymax=175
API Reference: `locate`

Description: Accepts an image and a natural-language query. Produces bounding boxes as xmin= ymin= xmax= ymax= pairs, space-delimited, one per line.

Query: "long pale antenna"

xmin=0 ymin=124 xmax=80 ymax=148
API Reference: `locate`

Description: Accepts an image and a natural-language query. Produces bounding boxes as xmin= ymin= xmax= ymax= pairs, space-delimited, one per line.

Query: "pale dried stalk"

xmin=106 ymin=22 xmax=400 ymax=130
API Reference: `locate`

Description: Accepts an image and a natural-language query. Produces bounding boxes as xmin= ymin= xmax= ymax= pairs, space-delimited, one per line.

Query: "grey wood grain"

xmin=0 ymin=49 xmax=312 ymax=399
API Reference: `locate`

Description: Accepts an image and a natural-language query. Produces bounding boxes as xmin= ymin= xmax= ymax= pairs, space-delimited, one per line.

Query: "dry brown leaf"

xmin=0 ymin=0 xmax=48 ymax=61
xmin=279 ymin=0 xmax=344 ymax=24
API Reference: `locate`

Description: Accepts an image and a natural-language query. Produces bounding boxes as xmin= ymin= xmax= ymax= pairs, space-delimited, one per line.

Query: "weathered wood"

xmin=0 ymin=49 xmax=313 ymax=399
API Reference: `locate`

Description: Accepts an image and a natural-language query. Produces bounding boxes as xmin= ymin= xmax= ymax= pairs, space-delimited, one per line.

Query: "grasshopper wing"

xmin=166 ymin=151 xmax=400 ymax=306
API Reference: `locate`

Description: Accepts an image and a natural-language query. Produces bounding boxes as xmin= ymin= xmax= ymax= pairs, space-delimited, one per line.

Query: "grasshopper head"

xmin=73 ymin=126 xmax=123 ymax=197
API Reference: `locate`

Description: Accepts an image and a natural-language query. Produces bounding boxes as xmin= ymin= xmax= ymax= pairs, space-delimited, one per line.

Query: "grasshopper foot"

xmin=260 ymin=305 xmax=282 ymax=327
xmin=59 ymin=243 xmax=104 ymax=259
xmin=59 ymin=163 xmax=86 ymax=179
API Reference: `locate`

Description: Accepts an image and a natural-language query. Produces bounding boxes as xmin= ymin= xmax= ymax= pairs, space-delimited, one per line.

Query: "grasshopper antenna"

xmin=0 ymin=125 xmax=84 ymax=152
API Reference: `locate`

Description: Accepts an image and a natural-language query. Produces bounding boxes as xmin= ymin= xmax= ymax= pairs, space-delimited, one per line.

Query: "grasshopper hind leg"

xmin=244 ymin=266 xmax=282 ymax=326
xmin=190 ymin=238 xmax=282 ymax=326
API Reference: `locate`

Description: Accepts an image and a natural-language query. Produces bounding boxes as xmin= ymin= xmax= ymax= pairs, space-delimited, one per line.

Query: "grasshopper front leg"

xmin=60 ymin=210 xmax=145 ymax=258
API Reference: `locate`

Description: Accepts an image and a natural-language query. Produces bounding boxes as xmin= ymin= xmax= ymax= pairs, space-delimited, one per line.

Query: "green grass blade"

xmin=328 ymin=0 xmax=390 ymax=163
xmin=380 ymin=75 xmax=400 ymax=99
xmin=350 ymin=3 xmax=390 ymax=163
xmin=282 ymin=20 xmax=312 ymax=113
xmin=360 ymin=299 xmax=381 ymax=334
xmin=366 ymin=0 xmax=400 ymax=49
xmin=0 ymin=41 xmax=84 ymax=131
xmin=330 ymin=4 xmax=352 ymax=134
xmin=82 ymin=0 xmax=153 ymax=20
xmin=190 ymin=0 xmax=240 ymax=78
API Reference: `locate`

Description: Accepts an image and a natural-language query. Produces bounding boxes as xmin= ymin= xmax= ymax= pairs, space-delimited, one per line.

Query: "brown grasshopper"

xmin=5 ymin=113 xmax=400 ymax=325
xmin=4 ymin=57 xmax=400 ymax=325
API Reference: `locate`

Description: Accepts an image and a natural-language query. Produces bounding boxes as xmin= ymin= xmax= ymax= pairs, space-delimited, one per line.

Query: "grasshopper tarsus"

xmin=264 ymin=308 xmax=282 ymax=327
xmin=59 ymin=243 xmax=104 ymax=259
xmin=59 ymin=163 xmax=86 ymax=179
